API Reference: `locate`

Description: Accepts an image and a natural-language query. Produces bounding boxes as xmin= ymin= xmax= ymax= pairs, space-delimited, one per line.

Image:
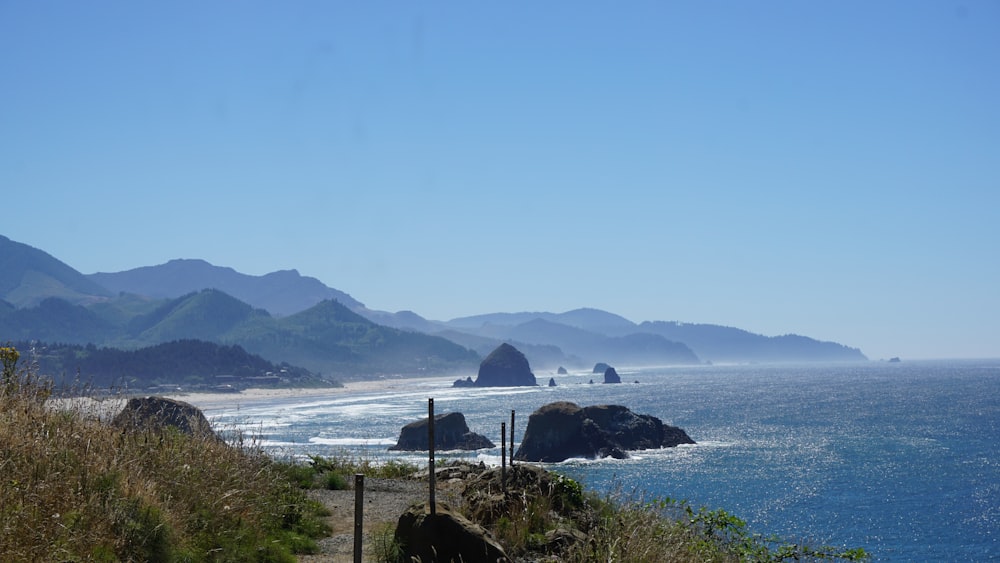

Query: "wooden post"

xmin=353 ymin=474 xmax=364 ymax=563
xmin=428 ymin=398 xmax=436 ymax=516
xmin=509 ymin=409 xmax=516 ymax=466
xmin=501 ymin=421 xmax=507 ymax=487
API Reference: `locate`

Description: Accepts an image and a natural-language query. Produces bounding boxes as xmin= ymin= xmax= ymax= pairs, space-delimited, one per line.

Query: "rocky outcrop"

xmin=548 ymin=377 xmax=557 ymax=387
xmin=395 ymin=502 xmax=510 ymax=563
xmin=514 ymin=401 xmax=694 ymax=462
xmin=389 ymin=412 xmax=495 ymax=451
xmin=113 ymin=396 xmax=220 ymax=442
xmin=466 ymin=343 xmax=537 ymax=387
xmin=603 ymin=367 xmax=621 ymax=384
xmin=557 ymin=366 xmax=568 ymax=375
xmin=453 ymin=376 xmax=475 ymax=388
xmin=593 ymin=362 xmax=611 ymax=374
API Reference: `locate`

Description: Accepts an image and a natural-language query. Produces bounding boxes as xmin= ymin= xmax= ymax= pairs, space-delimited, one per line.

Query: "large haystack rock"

xmin=395 ymin=502 xmax=510 ymax=563
xmin=471 ymin=343 xmax=537 ymax=387
xmin=389 ymin=412 xmax=495 ymax=451
xmin=113 ymin=396 xmax=220 ymax=442
xmin=513 ymin=401 xmax=694 ymax=462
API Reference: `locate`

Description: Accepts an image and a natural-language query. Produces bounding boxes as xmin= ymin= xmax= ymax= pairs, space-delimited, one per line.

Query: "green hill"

xmin=230 ymin=300 xmax=481 ymax=376
xmin=0 ymin=297 xmax=118 ymax=344
xmin=126 ymin=289 xmax=270 ymax=345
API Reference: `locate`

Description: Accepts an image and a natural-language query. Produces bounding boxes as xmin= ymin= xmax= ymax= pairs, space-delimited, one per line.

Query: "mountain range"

xmin=0 ymin=234 xmax=867 ymax=381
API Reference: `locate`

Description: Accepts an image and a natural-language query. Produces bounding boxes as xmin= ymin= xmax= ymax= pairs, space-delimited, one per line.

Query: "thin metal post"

xmin=501 ymin=421 xmax=507 ymax=487
xmin=428 ymin=398 xmax=436 ymax=515
xmin=509 ymin=409 xmax=516 ymax=465
xmin=353 ymin=474 xmax=364 ymax=563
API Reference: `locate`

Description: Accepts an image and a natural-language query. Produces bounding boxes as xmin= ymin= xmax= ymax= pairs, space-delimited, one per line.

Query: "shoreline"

xmin=163 ymin=375 xmax=454 ymax=411
xmin=49 ymin=375 xmax=457 ymax=419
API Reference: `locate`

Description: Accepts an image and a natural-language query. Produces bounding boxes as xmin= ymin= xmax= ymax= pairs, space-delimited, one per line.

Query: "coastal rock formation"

xmin=461 ymin=343 xmax=537 ymax=387
xmin=395 ymin=502 xmax=510 ymax=563
xmin=389 ymin=412 xmax=495 ymax=451
xmin=548 ymin=377 xmax=557 ymax=387
xmin=513 ymin=401 xmax=694 ymax=462
xmin=453 ymin=376 xmax=475 ymax=387
xmin=113 ymin=396 xmax=220 ymax=441
xmin=593 ymin=362 xmax=611 ymax=374
xmin=557 ymin=366 xmax=568 ymax=375
xmin=603 ymin=367 xmax=621 ymax=384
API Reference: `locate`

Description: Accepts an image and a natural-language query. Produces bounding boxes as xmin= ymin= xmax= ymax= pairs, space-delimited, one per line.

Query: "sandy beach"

xmin=49 ymin=375 xmax=455 ymax=420
xmin=162 ymin=375 xmax=453 ymax=411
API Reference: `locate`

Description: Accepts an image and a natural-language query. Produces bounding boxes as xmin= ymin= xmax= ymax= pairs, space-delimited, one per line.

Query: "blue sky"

xmin=2 ymin=2 xmax=998 ymax=360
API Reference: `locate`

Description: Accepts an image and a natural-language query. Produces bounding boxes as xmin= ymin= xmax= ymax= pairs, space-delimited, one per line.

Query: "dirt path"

xmin=299 ymin=476 xmax=466 ymax=563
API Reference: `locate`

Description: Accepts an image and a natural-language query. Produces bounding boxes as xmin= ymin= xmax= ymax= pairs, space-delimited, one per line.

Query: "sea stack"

xmin=458 ymin=343 xmax=538 ymax=387
xmin=603 ymin=367 xmax=621 ymax=384
xmin=390 ymin=412 xmax=495 ymax=451
xmin=514 ymin=401 xmax=695 ymax=462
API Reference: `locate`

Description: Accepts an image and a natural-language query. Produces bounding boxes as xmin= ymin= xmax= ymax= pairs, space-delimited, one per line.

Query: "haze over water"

xmin=190 ymin=359 xmax=1000 ymax=562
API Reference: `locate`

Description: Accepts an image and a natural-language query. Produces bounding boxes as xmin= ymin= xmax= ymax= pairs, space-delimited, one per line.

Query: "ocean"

xmin=189 ymin=360 xmax=1000 ymax=561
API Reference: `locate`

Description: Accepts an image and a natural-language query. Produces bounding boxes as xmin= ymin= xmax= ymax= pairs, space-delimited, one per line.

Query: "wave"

xmin=308 ymin=437 xmax=397 ymax=446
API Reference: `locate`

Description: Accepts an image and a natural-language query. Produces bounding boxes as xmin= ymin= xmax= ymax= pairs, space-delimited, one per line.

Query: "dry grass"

xmin=0 ymin=348 xmax=328 ymax=562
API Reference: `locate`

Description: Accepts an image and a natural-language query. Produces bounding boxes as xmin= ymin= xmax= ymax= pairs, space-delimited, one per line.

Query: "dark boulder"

xmin=514 ymin=401 xmax=694 ymax=462
xmin=395 ymin=502 xmax=510 ymax=563
xmin=548 ymin=377 xmax=557 ymax=387
xmin=603 ymin=367 xmax=622 ymax=384
xmin=390 ymin=412 xmax=495 ymax=451
xmin=472 ymin=343 xmax=537 ymax=387
xmin=593 ymin=362 xmax=611 ymax=374
xmin=113 ymin=396 xmax=220 ymax=442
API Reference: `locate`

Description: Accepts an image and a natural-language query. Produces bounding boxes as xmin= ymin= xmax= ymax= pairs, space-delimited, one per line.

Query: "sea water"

xmin=191 ymin=360 xmax=1000 ymax=561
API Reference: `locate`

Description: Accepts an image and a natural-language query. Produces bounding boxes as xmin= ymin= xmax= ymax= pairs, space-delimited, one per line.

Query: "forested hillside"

xmin=12 ymin=339 xmax=331 ymax=390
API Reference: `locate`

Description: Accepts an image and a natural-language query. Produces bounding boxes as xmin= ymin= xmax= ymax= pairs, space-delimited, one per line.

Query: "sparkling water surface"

xmin=191 ymin=360 xmax=1000 ymax=562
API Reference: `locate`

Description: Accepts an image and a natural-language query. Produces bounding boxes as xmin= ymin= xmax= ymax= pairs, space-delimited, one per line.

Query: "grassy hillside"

xmin=0 ymin=346 xmax=329 ymax=562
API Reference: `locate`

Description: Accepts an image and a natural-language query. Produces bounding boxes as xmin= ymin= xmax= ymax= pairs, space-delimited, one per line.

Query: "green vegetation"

xmin=283 ymin=454 xmax=422 ymax=491
xmin=374 ymin=463 xmax=869 ymax=563
xmin=496 ymin=473 xmax=871 ymax=563
xmin=0 ymin=345 xmax=330 ymax=562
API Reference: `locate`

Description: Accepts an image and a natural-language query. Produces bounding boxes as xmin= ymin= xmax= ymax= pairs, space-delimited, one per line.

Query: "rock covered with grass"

xmin=112 ymin=396 xmax=220 ymax=441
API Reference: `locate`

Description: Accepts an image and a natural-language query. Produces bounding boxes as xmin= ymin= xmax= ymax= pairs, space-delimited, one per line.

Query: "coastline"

xmin=50 ymin=375 xmax=454 ymax=420
xmin=163 ymin=375 xmax=452 ymax=411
